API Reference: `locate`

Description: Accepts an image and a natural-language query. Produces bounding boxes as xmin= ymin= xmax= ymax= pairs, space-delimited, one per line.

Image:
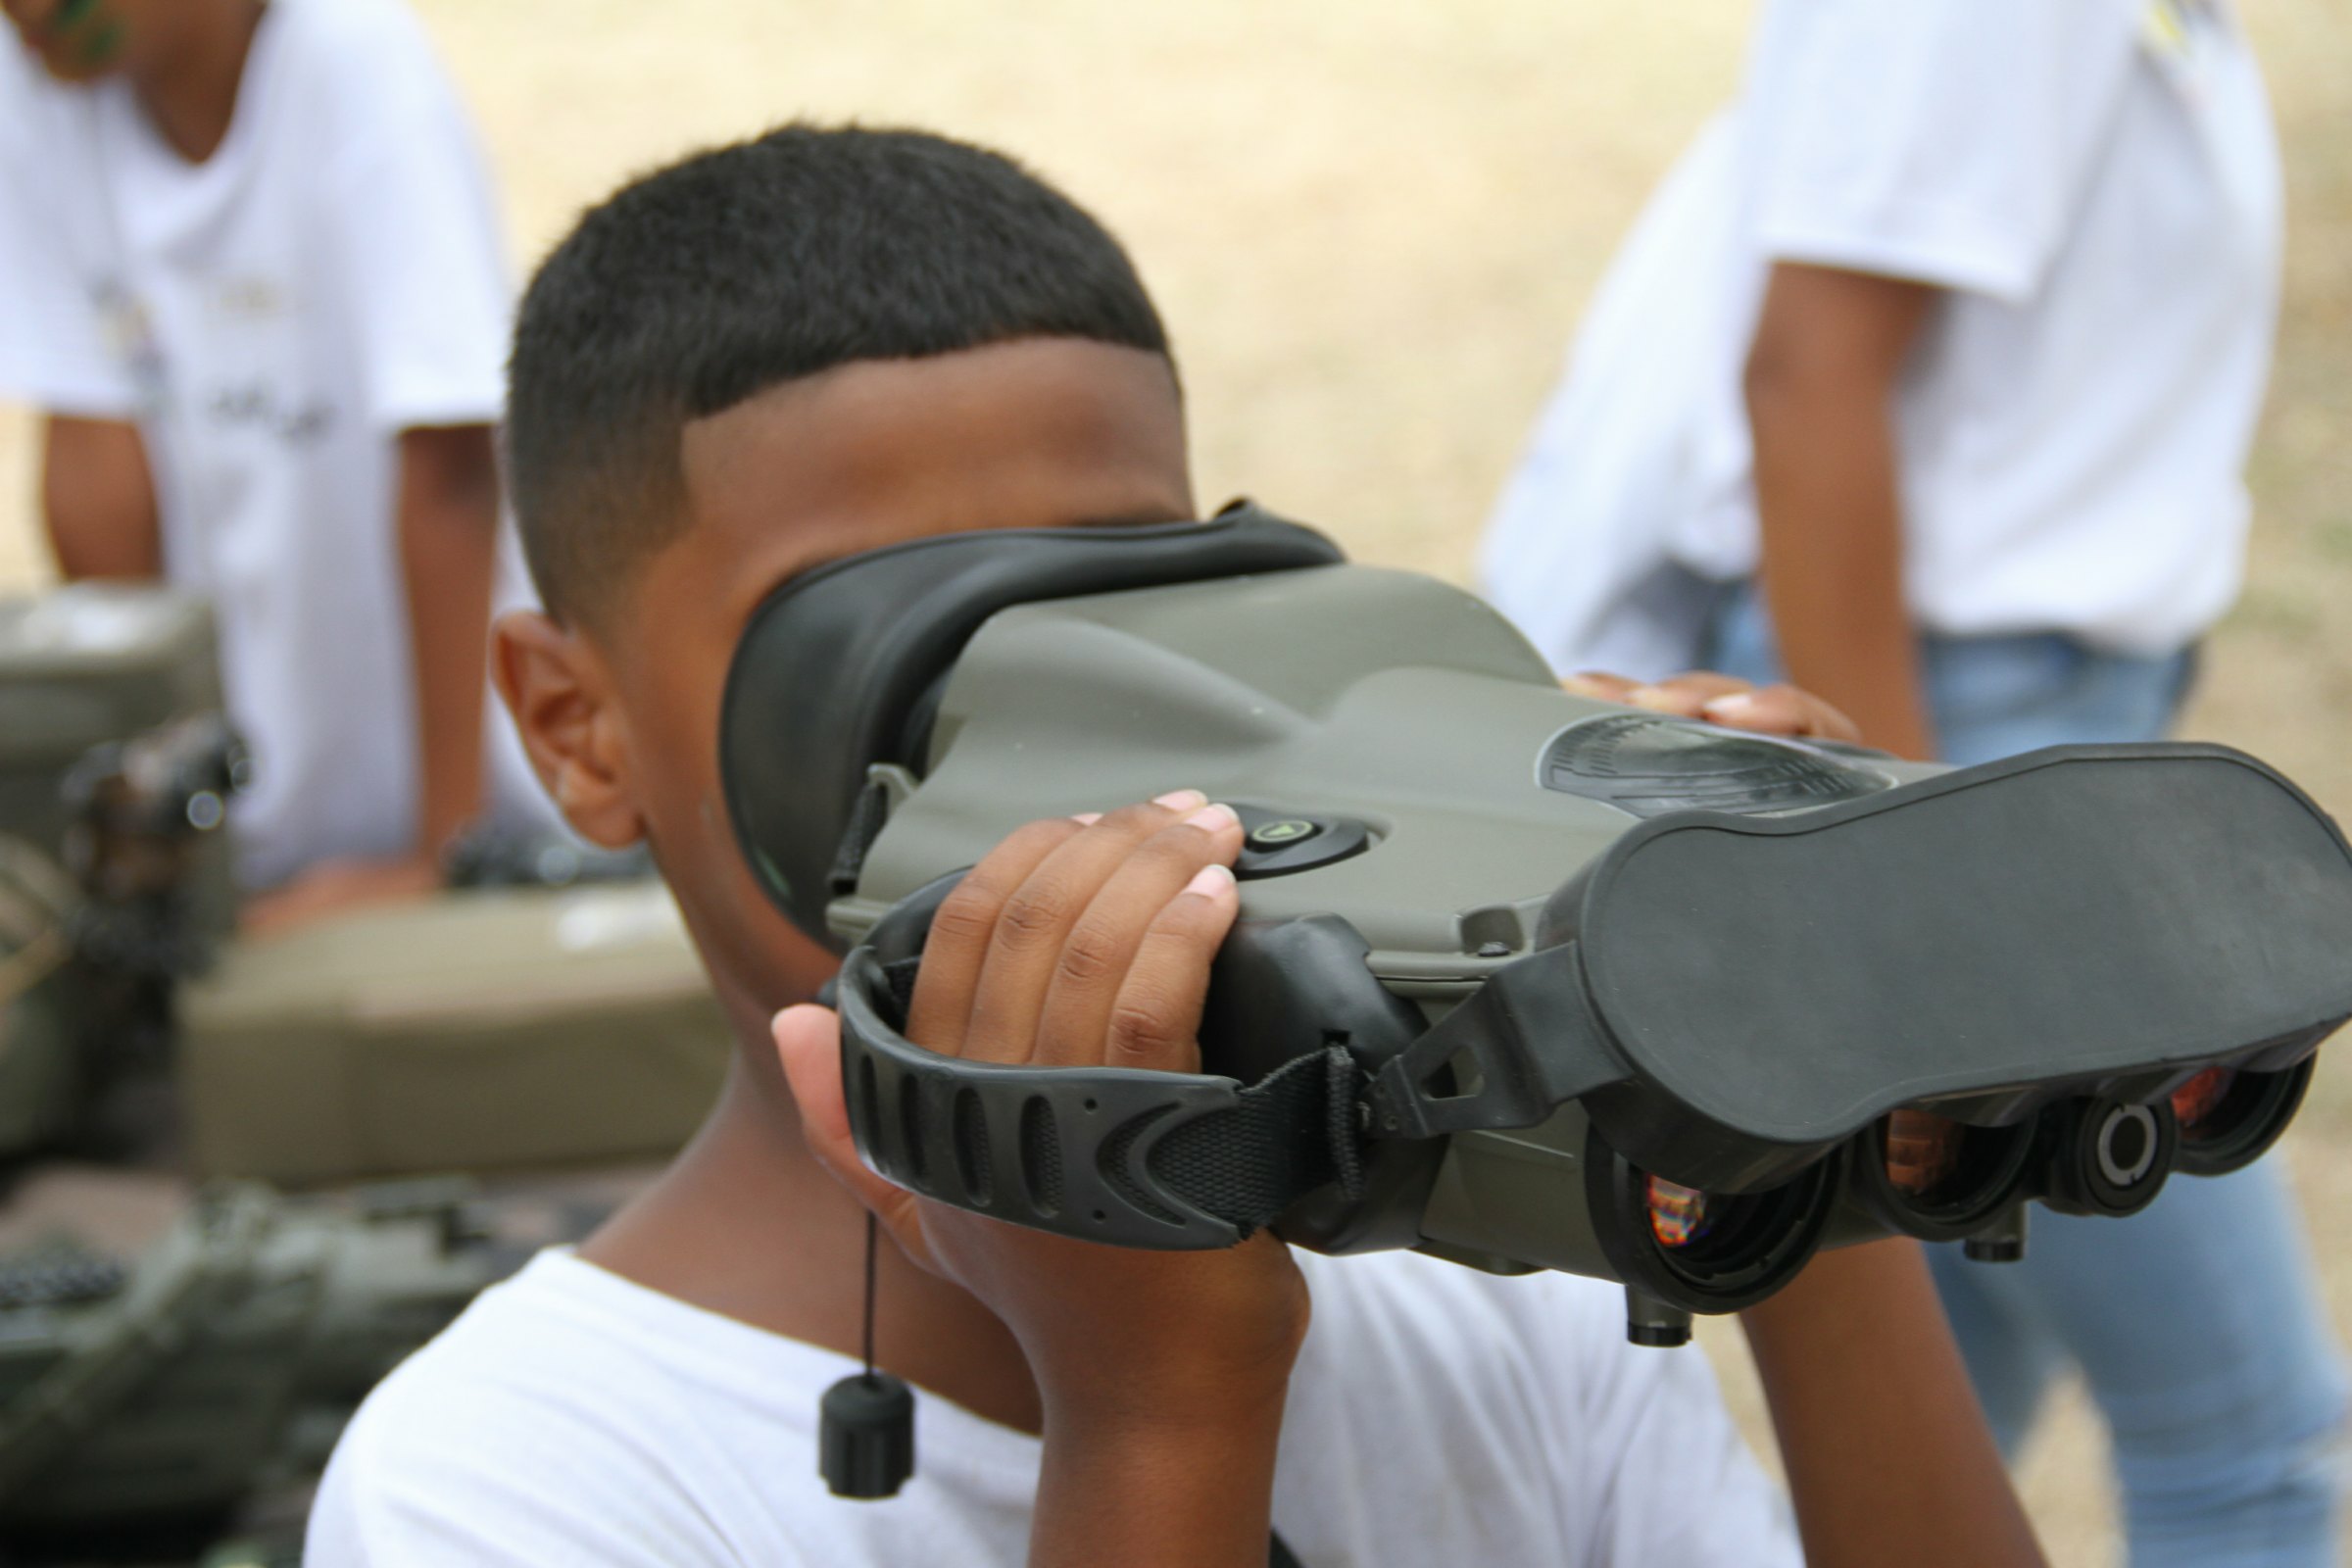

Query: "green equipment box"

xmin=0 ymin=585 xmax=222 ymax=858
xmin=181 ymin=881 xmax=732 ymax=1184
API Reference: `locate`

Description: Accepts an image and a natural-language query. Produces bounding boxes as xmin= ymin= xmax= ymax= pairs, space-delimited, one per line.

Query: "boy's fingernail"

xmin=1152 ymin=788 xmax=1208 ymax=811
xmin=1183 ymin=862 xmax=1237 ymax=898
xmin=1185 ymin=803 xmax=1240 ymax=832
xmin=1070 ymin=811 xmax=1103 ymax=825
xmin=1702 ymin=693 xmax=1756 ymax=717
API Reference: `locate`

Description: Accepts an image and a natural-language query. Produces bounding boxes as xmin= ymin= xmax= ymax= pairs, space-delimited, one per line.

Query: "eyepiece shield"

xmin=717 ymin=511 xmax=1345 ymax=942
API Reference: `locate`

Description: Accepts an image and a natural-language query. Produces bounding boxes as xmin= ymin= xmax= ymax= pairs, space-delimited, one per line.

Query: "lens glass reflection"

xmin=1886 ymin=1108 xmax=1964 ymax=1196
xmin=1645 ymin=1176 xmax=1711 ymax=1249
xmin=2171 ymin=1068 xmax=2233 ymax=1134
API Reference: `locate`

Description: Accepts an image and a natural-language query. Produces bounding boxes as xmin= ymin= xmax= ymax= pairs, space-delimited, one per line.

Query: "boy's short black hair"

xmin=506 ymin=123 xmax=1173 ymax=625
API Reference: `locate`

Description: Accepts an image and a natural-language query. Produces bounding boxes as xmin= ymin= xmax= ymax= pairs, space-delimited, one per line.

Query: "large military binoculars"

xmin=719 ymin=509 xmax=2352 ymax=1342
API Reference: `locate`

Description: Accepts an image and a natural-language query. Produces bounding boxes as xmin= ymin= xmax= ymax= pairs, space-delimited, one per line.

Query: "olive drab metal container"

xmin=0 ymin=584 xmax=240 ymax=1156
xmin=0 ymin=1182 xmax=500 ymax=1539
xmin=0 ymin=840 xmax=80 ymax=1153
xmin=180 ymin=880 xmax=733 ymax=1183
xmin=0 ymin=585 xmax=224 ymax=858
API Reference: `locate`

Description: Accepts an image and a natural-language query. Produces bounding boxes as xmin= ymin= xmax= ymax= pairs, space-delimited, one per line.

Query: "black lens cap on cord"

xmin=820 ymin=1372 xmax=915 ymax=1498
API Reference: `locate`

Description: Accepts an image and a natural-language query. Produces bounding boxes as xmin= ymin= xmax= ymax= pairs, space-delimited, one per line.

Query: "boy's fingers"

xmin=962 ymin=792 xmax=1207 ymax=1065
xmin=1697 ymin=684 xmax=1805 ymax=735
xmin=1562 ymin=671 xmax=1640 ymax=702
xmin=1622 ymin=684 xmax=1709 ymax=718
xmin=773 ymin=1004 xmax=927 ymax=1262
xmin=1032 ymin=805 xmax=1245 ymax=1067
xmin=1788 ymin=686 xmax=1863 ymax=743
xmin=1700 ymin=682 xmax=1864 ymax=743
xmin=1628 ymin=670 xmax=1751 ymax=717
xmin=906 ymin=815 xmax=1087 ymax=1057
xmin=1659 ymin=670 xmax=1753 ymax=700
xmin=1102 ymin=863 xmax=1241 ymax=1074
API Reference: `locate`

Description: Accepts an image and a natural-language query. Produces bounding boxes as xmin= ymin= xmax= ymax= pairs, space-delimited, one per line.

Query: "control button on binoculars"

xmin=1229 ymin=805 xmax=1370 ymax=880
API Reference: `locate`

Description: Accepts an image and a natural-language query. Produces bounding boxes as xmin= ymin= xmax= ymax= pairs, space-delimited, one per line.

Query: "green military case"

xmin=0 ymin=584 xmax=233 ymax=1156
xmin=0 ymin=585 xmax=223 ymax=858
xmin=0 ymin=842 xmax=80 ymax=1154
xmin=180 ymin=880 xmax=732 ymax=1183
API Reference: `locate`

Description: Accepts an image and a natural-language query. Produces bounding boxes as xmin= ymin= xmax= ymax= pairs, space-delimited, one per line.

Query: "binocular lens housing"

xmin=2039 ymin=1096 xmax=2178 ymax=1217
xmin=1596 ymin=1139 xmax=1838 ymax=1313
xmin=1849 ymin=1110 xmax=2040 ymax=1244
xmin=2170 ymin=1058 xmax=2316 ymax=1178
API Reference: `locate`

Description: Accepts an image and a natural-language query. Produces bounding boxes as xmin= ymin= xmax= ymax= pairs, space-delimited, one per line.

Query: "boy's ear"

xmin=492 ymin=609 xmax=646 ymax=851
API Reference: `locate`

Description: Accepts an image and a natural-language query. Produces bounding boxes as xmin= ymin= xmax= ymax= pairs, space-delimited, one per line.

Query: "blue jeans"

xmin=1705 ymin=582 xmax=2350 ymax=1567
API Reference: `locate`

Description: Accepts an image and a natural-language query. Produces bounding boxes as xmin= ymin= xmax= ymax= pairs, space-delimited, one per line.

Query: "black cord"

xmin=819 ymin=1207 xmax=916 ymax=1497
xmin=861 ymin=1209 xmax=879 ymax=1384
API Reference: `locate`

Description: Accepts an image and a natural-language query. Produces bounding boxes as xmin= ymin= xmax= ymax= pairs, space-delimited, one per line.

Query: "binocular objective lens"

xmin=2171 ymin=1068 xmax=2234 ymax=1134
xmin=1645 ymin=1177 xmax=1712 ymax=1249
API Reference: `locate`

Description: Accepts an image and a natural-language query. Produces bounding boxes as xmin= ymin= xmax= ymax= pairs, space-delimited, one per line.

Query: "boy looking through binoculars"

xmin=309 ymin=125 xmax=2042 ymax=1568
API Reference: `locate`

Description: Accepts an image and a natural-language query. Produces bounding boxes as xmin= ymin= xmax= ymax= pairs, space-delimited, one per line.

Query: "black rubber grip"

xmin=837 ymin=946 xmax=1363 ymax=1250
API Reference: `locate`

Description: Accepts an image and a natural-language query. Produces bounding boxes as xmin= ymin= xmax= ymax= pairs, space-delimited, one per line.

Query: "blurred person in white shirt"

xmin=1481 ymin=3 xmax=2345 ymax=1562
xmin=0 ymin=0 xmax=549 ymax=928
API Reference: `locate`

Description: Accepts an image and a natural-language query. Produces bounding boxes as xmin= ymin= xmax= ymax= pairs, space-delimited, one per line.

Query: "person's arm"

xmin=41 ymin=414 xmax=162 ymax=579
xmin=1742 ymin=262 xmax=1940 ymax=760
xmin=1027 ymin=1384 xmax=1291 ymax=1567
xmin=243 ymin=9 xmax=514 ymax=935
xmin=1743 ymin=1240 xmax=2045 ymax=1567
xmin=396 ymin=421 xmax=499 ymax=859
xmin=242 ymin=423 xmax=498 ymax=936
xmin=780 ymin=794 xmax=1307 ymax=1568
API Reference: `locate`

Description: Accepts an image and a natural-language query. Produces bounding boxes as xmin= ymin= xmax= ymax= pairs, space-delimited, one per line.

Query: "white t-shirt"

xmin=1481 ymin=0 xmax=2282 ymax=676
xmin=0 ymin=0 xmax=550 ymax=888
xmin=307 ymin=1247 xmax=1798 ymax=1567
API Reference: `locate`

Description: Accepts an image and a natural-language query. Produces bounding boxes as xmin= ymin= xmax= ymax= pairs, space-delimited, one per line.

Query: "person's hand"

xmin=1564 ymin=669 xmax=1863 ymax=744
xmin=242 ymin=855 xmax=441 ymax=938
xmin=776 ymin=790 xmax=1310 ymax=1433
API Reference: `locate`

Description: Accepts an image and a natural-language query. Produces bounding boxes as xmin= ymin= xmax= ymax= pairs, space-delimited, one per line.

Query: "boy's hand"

xmin=1564 ymin=669 xmax=1863 ymax=743
xmin=777 ymin=791 xmax=1309 ymax=1430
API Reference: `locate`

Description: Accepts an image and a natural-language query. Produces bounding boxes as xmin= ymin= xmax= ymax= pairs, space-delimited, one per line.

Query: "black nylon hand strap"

xmin=838 ymin=947 xmax=1369 ymax=1250
xmin=1140 ymin=1044 xmax=1367 ymax=1231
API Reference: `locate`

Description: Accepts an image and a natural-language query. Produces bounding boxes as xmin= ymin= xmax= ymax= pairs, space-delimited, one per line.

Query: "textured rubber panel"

xmin=1540 ymin=711 xmax=1894 ymax=817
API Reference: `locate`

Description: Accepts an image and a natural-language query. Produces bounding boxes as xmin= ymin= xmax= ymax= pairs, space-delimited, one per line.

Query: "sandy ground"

xmin=0 ymin=1 xmax=2347 ymax=1560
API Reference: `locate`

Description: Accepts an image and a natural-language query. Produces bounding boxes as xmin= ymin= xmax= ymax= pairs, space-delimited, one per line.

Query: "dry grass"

xmin=1 ymin=2 xmax=2347 ymax=1559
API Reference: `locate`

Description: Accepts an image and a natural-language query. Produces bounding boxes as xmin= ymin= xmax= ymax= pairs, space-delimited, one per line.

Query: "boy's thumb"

xmin=773 ymin=1005 xmax=923 ymax=1243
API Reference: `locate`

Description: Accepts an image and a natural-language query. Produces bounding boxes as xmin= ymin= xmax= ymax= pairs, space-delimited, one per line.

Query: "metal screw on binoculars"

xmin=715 ymin=509 xmax=2352 ymax=1496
